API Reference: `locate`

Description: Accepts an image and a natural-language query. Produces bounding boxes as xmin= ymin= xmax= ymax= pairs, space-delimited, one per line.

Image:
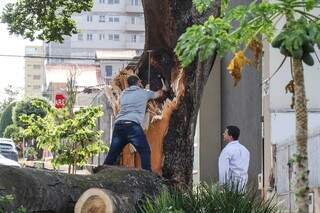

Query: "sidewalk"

xmin=20 ymin=159 xmax=92 ymax=175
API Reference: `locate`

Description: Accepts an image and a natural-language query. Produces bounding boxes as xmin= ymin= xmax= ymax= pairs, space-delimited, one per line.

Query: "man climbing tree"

xmin=2 ymin=0 xmax=220 ymax=187
xmin=103 ymin=74 xmax=166 ymax=171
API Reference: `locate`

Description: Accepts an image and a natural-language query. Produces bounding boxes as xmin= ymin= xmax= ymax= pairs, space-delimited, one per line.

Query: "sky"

xmin=0 ymin=0 xmax=41 ymax=101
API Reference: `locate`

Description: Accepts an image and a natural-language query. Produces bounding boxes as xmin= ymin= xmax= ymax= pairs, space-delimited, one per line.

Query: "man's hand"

xmin=161 ymin=78 xmax=167 ymax=91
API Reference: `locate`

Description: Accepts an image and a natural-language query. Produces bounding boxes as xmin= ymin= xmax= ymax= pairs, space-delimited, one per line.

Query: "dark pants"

xmin=104 ymin=120 xmax=151 ymax=171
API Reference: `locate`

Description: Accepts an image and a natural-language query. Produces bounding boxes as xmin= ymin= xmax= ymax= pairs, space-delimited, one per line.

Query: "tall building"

xmin=24 ymin=46 xmax=45 ymax=98
xmin=45 ymin=0 xmax=145 ymax=77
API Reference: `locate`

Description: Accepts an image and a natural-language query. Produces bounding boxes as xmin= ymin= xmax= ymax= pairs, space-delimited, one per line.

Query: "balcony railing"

xmin=125 ymin=23 xmax=145 ymax=31
xmin=125 ymin=2 xmax=143 ymax=13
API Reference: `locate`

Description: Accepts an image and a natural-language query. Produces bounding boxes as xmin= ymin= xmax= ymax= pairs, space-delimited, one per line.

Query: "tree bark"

xmin=0 ymin=165 xmax=166 ymax=212
xmin=135 ymin=0 xmax=220 ymax=187
xmin=292 ymin=58 xmax=309 ymax=213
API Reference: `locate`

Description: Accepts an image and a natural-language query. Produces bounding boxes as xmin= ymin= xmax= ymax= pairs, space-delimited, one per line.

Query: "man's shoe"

xmin=92 ymin=165 xmax=108 ymax=174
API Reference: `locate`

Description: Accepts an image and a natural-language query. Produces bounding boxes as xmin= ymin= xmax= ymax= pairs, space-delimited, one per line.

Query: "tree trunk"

xmin=135 ymin=0 xmax=220 ymax=187
xmin=0 ymin=165 xmax=165 ymax=212
xmin=292 ymin=58 xmax=309 ymax=213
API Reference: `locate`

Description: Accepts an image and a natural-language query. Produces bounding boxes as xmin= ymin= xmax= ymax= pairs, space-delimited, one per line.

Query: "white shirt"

xmin=218 ymin=140 xmax=250 ymax=187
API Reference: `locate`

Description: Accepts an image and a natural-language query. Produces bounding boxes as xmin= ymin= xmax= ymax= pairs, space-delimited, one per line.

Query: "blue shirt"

xmin=115 ymin=86 xmax=155 ymax=126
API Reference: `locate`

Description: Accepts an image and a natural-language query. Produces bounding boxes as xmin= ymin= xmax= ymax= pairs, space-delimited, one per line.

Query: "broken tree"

xmin=2 ymin=0 xmax=221 ymax=187
xmin=105 ymin=0 xmax=220 ymax=187
xmin=0 ymin=165 xmax=165 ymax=212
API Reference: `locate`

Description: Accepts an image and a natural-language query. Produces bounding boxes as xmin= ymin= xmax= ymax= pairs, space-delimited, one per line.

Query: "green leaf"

xmin=192 ymin=0 xmax=214 ymax=13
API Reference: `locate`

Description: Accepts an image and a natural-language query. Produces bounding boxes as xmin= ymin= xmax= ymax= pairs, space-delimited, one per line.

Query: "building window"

xmin=99 ymin=34 xmax=105 ymax=40
xmin=108 ymin=0 xmax=119 ymax=4
xmin=99 ymin=0 xmax=105 ymax=3
xmin=108 ymin=34 xmax=120 ymax=41
xmin=114 ymin=34 xmax=120 ymax=41
xmin=33 ymin=64 xmax=41 ymax=69
xmin=78 ymin=33 xmax=83 ymax=41
xmin=33 ymin=75 xmax=41 ymax=80
xmin=105 ymin=66 xmax=113 ymax=77
xmin=87 ymin=33 xmax=93 ymax=41
xmin=33 ymin=85 xmax=41 ymax=89
xmin=87 ymin=15 xmax=93 ymax=22
xmin=109 ymin=16 xmax=120 ymax=23
xmin=131 ymin=17 xmax=136 ymax=24
xmin=131 ymin=0 xmax=138 ymax=6
xmin=114 ymin=17 xmax=120 ymax=22
xmin=131 ymin=34 xmax=137 ymax=43
xmin=99 ymin=15 xmax=105 ymax=22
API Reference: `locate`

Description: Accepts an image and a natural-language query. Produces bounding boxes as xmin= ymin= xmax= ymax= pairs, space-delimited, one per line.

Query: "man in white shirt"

xmin=219 ymin=125 xmax=250 ymax=189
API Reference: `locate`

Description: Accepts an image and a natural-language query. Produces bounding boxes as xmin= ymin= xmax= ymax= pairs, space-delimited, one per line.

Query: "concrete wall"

xmin=197 ymin=59 xmax=221 ymax=184
xmin=220 ymin=50 xmax=262 ymax=186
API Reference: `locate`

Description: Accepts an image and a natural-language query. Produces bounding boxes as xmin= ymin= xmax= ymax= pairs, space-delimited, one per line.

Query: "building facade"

xmin=24 ymin=46 xmax=45 ymax=98
xmin=45 ymin=0 xmax=145 ymax=79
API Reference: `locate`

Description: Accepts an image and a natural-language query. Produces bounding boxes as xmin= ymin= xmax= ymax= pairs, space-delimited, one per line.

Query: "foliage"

xmin=175 ymin=0 xmax=320 ymax=84
xmin=24 ymin=146 xmax=38 ymax=160
xmin=12 ymin=98 xmax=50 ymax=129
xmin=3 ymin=124 xmax=24 ymax=143
xmin=0 ymin=194 xmax=26 ymax=213
xmin=0 ymin=85 xmax=20 ymax=115
xmin=0 ymin=102 xmax=16 ymax=137
xmin=21 ymin=103 xmax=107 ymax=172
xmin=176 ymin=0 xmax=320 ymax=211
xmin=1 ymin=0 xmax=93 ymax=42
xmin=139 ymin=183 xmax=281 ymax=213
xmin=0 ymin=85 xmax=20 ymax=136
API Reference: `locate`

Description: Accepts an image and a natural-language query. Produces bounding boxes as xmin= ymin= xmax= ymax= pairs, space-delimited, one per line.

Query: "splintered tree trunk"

xmin=0 ymin=165 xmax=165 ymax=212
xmin=136 ymin=0 xmax=220 ymax=187
xmin=292 ymin=59 xmax=309 ymax=212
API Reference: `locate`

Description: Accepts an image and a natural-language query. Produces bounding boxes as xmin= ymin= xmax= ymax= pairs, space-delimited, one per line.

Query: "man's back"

xmin=219 ymin=141 xmax=250 ymax=186
xmin=115 ymin=85 xmax=155 ymax=126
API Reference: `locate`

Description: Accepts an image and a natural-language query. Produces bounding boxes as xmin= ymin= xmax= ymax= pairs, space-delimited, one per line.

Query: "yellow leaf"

xmin=227 ymin=51 xmax=251 ymax=86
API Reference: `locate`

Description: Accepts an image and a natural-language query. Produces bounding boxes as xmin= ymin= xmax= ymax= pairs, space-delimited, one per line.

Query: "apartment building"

xmin=24 ymin=46 xmax=45 ymax=98
xmin=46 ymin=0 xmax=144 ymax=79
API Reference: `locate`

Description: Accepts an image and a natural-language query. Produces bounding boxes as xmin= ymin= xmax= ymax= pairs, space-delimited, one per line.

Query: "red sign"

xmin=55 ymin=94 xmax=66 ymax=109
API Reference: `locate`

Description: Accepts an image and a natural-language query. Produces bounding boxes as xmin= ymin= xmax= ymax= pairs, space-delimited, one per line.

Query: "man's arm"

xmin=218 ymin=150 xmax=231 ymax=185
xmin=146 ymin=78 xmax=167 ymax=99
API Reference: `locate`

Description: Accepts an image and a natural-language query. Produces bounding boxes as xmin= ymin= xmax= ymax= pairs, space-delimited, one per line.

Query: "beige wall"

xmin=193 ymin=59 xmax=221 ymax=184
xmin=24 ymin=46 xmax=45 ymax=98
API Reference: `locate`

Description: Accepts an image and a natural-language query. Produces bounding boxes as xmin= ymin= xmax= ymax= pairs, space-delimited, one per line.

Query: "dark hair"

xmin=226 ymin=125 xmax=240 ymax=140
xmin=127 ymin=75 xmax=140 ymax=86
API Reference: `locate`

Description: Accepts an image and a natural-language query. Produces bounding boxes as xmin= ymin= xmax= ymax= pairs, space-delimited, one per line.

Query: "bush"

xmin=0 ymin=194 xmax=26 ymax=213
xmin=139 ymin=183 xmax=281 ymax=213
xmin=0 ymin=102 xmax=16 ymax=137
xmin=24 ymin=147 xmax=38 ymax=160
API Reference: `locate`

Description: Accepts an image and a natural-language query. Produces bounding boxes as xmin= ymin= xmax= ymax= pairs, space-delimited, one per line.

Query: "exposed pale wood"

xmin=74 ymin=188 xmax=115 ymax=213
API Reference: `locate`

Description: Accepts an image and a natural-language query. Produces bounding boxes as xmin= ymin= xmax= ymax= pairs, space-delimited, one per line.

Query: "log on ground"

xmin=0 ymin=165 xmax=166 ymax=213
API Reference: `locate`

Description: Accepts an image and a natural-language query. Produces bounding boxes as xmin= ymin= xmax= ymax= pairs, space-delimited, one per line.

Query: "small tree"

xmin=22 ymin=102 xmax=107 ymax=174
xmin=176 ymin=0 xmax=320 ymax=211
xmin=22 ymin=75 xmax=107 ymax=174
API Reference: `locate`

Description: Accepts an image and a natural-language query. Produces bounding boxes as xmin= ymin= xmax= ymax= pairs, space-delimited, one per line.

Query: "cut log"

xmin=74 ymin=188 xmax=130 ymax=213
xmin=0 ymin=165 xmax=166 ymax=213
